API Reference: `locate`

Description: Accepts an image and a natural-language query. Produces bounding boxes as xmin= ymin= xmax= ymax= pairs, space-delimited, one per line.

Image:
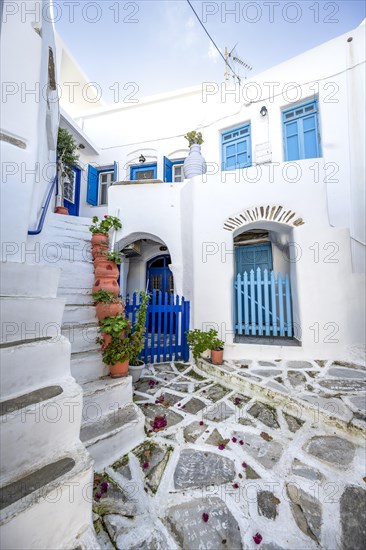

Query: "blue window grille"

xmin=130 ymin=163 xmax=157 ymax=181
xmin=283 ymin=100 xmax=321 ymax=161
xmin=221 ymin=124 xmax=251 ymax=170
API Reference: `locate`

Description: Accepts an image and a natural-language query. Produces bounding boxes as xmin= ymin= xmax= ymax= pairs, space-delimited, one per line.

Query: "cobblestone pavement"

xmin=93 ymin=359 xmax=366 ymax=550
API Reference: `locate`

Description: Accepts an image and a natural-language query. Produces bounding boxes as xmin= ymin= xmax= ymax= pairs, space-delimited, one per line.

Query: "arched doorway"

xmin=146 ymin=255 xmax=174 ymax=295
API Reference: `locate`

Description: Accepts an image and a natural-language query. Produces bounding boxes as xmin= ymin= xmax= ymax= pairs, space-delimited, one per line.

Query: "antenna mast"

xmin=225 ymin=45 xmax=253 ymax=82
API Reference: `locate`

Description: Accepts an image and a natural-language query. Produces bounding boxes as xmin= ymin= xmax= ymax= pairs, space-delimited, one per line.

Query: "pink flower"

xmin=100 ymin=481 xmax=109 ymax=493
xmin=199 ymin=421 xmax=204 ymax=426
xmin=143 ymin=461 xmax=149 ymax=469
xmin=151 ymin=416 xmax=167 ymax=430
xmin=239 ymin=440 xmax=244 ymax=445
xmin=202 ymin=513 xmax=209 ymax=523
xmin=232 ymin=483 xmax=239 ymax=489
xmin=104 ymin=215 xmax=108 ymax=218
xmin=232 ymin=437 xmax=237 ymax=443
xmin=218 ymin=443 xmax=226 ymax=450
xmin=253 ymin=533 xmax=263 ymax=545
xmin=242 ymin=462 xmax=247 ymax=468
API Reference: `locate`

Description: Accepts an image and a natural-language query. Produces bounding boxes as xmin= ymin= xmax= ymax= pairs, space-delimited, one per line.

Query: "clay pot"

xmin=55 ymin=206 xmax=69 ymax=215
xmin=91 ymin=233 xmax=109 ymax=246
xmin=110 ymin=359 xmax=129 ymax=378
xmin=95 ymin=261 xmax=119 ymax=280
xmin=93 ymin=254 xmax=109 ymax=267
xmin=210 ymin=348 xmax=224 ymax=365
xmin=95 ymin=302 xmax=123 ymax=321
xmin=92 ymin=277 xmax=120 ymax=297
xmin=92 ymin=244 xmax=109 ymax=259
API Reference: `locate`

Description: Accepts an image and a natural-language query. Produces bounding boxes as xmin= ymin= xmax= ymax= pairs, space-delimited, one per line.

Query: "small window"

xmin=130 ymin=164 xmax=157 ymax=181
xmin=99 ymin=171 xmax=113 ymax=205
xmin=172 ymin=164 xmax=184 ymax=182
xmin=282 ymin=100 xmax=321 ymax=161
xmin=221 ymin=123 xmax=251 ymax=171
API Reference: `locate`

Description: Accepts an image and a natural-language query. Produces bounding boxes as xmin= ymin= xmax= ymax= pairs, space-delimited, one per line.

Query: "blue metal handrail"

xmin=28 ymin=175 xmax=58 ymax=235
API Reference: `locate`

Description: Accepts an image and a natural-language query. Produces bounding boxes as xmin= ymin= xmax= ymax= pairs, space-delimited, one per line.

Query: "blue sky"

xmin=55 ymin=0 xmax=365 ymax=103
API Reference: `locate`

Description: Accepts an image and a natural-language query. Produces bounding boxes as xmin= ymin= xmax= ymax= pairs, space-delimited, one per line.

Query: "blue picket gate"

xmin=125 ymin=290 xmax=190 ymax=364
xmin=234 ymin=268 xmax=293 ymax=337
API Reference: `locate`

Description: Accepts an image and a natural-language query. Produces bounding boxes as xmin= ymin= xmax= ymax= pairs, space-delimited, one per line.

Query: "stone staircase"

xmin=0 ymin=262 xmax=96 ymax=549
xmin=43 ymin=213 xmax=145 ymax=471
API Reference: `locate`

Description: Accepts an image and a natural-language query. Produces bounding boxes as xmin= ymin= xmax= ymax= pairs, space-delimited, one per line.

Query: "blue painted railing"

xmin=125 ymin=290 xmax=190 ymax=364
xmin=234 ymin=268 xmax=293 ymax=337
xmin=28 ymin=175 xmax=58 ymax=235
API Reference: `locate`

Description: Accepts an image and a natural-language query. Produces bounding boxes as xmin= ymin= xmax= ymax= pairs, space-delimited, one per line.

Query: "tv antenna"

xmin=224 ymin=44 xmax=253 ymax=83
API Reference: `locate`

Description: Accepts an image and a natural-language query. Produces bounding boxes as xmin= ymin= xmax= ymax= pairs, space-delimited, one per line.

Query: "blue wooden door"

xmin=147 ymin=256 xmax=174 ymax=331
xmin=235 ymin=243 xmax=273 ymax=275
xmin=64 ymin=166 xmax=81 ymax=216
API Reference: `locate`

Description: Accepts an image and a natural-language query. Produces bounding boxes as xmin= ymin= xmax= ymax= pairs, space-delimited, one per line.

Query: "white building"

xmin=58 ymin=19 xmax=365 ymax=362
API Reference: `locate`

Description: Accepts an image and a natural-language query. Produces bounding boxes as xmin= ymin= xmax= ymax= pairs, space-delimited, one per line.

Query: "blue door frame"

xmin=235 ymin=243 xmax=273 ymax=275
xmin=64 ymin=166 xmax=81 ymax=216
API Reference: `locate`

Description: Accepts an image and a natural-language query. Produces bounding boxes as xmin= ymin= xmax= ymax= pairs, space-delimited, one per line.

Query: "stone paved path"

xmin=93 ymin=359 xmax=366 ymax=550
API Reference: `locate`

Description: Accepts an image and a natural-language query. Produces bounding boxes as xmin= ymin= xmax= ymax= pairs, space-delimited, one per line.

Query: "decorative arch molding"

xmin=223 ymin=205 xmax=305 ymax=231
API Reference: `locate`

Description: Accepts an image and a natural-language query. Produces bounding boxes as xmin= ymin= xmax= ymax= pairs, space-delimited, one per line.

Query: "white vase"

xmin=129 ymin=361 xmax=145 ymax=382
xmin=183 ymin=144 xmax=207 ymax=179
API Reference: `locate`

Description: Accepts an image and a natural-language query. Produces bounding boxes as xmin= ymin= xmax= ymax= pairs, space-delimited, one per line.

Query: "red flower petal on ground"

xmin=253 ymin=533 xmax=263 ymax=545
xmin=218 ymin=443 xmax=226 ymax=450
xmin=199 ymin=421 xmax=204 ymax=426
xmin=202 ymin=513 xmax=209 ymax=522
xmin=239 ymin=440 xmax=244 ymax=445
xmin=242 ymin=462 xmax=247 ymax=468
xmin=94 ymin=492 xmax=101 ymax=501
xmin=177 ymin=403 xmax=181 ymax=407
xmin=232 ymin=437 xmax=237 ymax=443
xmin=232 ymin=483 xmax=239 ymax=489
xmin=143 ymin=461 xmax=149 ymax=469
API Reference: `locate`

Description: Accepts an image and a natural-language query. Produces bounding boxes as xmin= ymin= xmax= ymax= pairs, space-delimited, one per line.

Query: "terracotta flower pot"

xmin=110 ymin=359 xmax=129 ymax=378
xmin=92 ymin=277 xmax=120 ymax=297
xmin=91 ymin=233 xmax=109 ymax=246
xmin=210 ymin=348 xmax=224 ymax=365
xmin=92 ymin=244 xmax=109 ymax=259
xmin=95 ymin=302 xmax=123 ymax=321
xmin=55 ymin=206 xmax=69 ymax=215
xmin=93 ymin=254 xmax=109 ymax=267
xmin=95 ymin=261 xmax=119 ymax=279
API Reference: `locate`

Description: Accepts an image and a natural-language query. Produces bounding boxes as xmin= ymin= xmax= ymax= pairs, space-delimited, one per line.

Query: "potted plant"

xmin=92 ymin=277 xmax=119 ymax=297
xmin=98 ymin=313 xmax=131 ymax=340
xmin=186 ymin=328 xmax=224 ymax=365
xmin=89 ymin=215 xmax=122 ymax=245
xmin=101 ymin=337 xmax=130 ymax=378
xmin=183 ymin=130 xmax=207 ymax=179
xmin=94 ymin=251 xmax=124 ymax=279
xmin=55 ymin=128 xmax=80 ymax=214
xmin=92 ymin=289 xmax=124 ymax=321
xmin=128 ymin=291 xmax=149 ymax=382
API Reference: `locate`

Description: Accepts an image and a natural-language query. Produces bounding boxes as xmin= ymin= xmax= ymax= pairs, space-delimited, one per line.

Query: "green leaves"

xmin=186 ymin=328 xmax=224 ymax=360
xmin=92 ymin=290 xmax=121 ymax=304
xmin=89 ymin=215 xmax=122 ymax=235
xmin=184 ymin=130 xmax=204 ymax=147
xmin=57 ymin=128 xmax=80 ymax=182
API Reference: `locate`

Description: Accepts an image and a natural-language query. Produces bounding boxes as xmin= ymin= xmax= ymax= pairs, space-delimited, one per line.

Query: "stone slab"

xmin=183 ymin=421 xmax=207 ymax=443
xmin=305 ymin=435 xmax=356 ymax=467
xmin=174 ymin=450 xmax=235 ymax=490
xmin=340 ymin=486 xmax=366 ymax=550
xmin=234 ymin=432 xmax=283 ymax=469
xmin=183 ymin=397 xmax=206 ymax=415
xmin=248 ymin=402 xmax=279 ymax=428
xmin=166 ymin=497 xmax=243 ymax=549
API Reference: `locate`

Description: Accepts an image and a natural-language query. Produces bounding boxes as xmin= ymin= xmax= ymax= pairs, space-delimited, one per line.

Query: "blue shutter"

xmin=222 ymin=125 xmax=251 ymax=170
xmin=163 ymin=157 xmax=173 ymax=182
xmin=283 ymin=100 xmax=320 ymax=161
xmin=285 ymin=120 xmax=300 ymax=161
xmin=302 ymin=115 xmax=318 ymax=158
xmin=235 ymin=243 xmax=273 ymax=275
xmin=113 ymin=161 xmax=118 ymax=182
xmin=87 ymin=165 xmax=98 ymax=206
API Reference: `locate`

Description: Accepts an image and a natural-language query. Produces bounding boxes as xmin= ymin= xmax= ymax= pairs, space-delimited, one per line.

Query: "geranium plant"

xmin=56 ymin=127 xmax=80 ymax=208
xmin=92 ymin=289 xmax=122 ymax=304
xmin=89 ymin=215 xmax=122 ymax=235
xmin=186 ymin=328 xmax=224 ymax=361
xmin=98 ymin=313 xmax=131 ymax=338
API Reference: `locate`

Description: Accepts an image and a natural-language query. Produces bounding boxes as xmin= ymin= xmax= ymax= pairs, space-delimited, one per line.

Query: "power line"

xmin=185 ymin=0 xmax=242 ymax=85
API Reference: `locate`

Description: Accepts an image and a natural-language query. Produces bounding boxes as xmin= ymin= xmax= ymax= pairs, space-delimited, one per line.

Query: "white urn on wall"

xmin=183 ymin=130 xmax=207 ymax=179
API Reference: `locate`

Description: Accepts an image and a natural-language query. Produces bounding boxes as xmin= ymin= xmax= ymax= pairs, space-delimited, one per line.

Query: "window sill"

xmin=114 ymin=179 xmax=163 ymax=186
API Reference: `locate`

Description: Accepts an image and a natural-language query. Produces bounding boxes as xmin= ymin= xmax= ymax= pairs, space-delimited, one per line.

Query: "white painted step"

xmin=80 ymin=403 xmax=145 ymax=471
xmin=0 ymin=262 xmax=60 ymax=298
xmin=0 ymin=336 xmax=71 ymax=399
xmin=59 ymin=269 xmax=94 ymax=289
xmin=0 ymin=443 xmax=93 ymax=550
xmin=39 ymin=242 xmax=93 ymax=264
xmin=59 ymin=287 xmax=94 ymax=306
xmin=71 ymin=350 xmax=108 ymax=384
xmin=0 ymin=378 xmax=83 ymax=482
xmin=63 ymin=305 xmax=97 ymax=326
xmin=47 ymin=212 xmax=92 ymax=229
xmin=0 ymin=297 xmax=65 ymax=344
xmin=81 ymin=376 xmax=133 ymax=421
xmin=56 ymin=259 xmax=94 ymax=276
xmin=62 ymin=323 xmax=99 ymax=353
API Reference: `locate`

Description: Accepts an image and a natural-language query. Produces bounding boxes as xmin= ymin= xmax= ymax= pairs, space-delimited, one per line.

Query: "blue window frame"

xmin=221 ymin=124 xmax=251 ymax=170
xmin=283 ymin=100 xmax=321 ymax=161
xmin=163 ymin=157 xmax=185 ymax=182
xmin=130 ymin=163 xmax=157 ymax=181
xmin=87 ymin=162 xmax=117 ymax=206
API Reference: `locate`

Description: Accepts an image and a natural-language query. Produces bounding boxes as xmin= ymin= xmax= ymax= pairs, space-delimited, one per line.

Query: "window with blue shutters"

xmin=221 ymin=124 xmax=251 ymax=170
xmin=87 ymin=164 xmax=117 ymax=206
xmin=163 ymin=157 xmax=185 ymax=182
xmin=283 ymin=100 xmax=321 ymax=161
